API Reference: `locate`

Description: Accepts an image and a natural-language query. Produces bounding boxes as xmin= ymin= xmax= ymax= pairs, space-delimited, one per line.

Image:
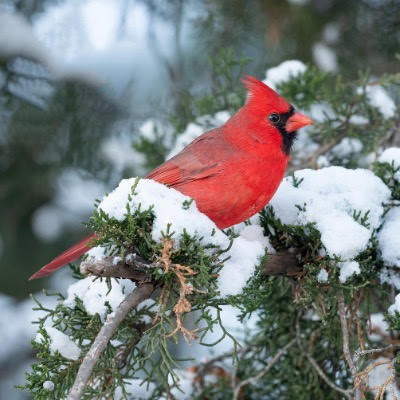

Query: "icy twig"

xmin=67 ymin=283 xmax=154 ymax=400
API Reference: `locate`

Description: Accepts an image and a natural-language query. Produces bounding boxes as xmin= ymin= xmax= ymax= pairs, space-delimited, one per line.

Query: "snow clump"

xmin=36 ymin=327 xmax=81 ymax=360
xmin=269 ymin=167 xmax=390 ymax=260
xmin=263 ymin=60 xmax=307 ymax=89
xmin=86 ymin=178 xmax=264 ymax=297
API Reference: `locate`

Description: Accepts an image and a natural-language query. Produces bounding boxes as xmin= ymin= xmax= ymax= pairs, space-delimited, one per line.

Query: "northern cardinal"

xmin=29 ymin=76 xmax=312 ymax=280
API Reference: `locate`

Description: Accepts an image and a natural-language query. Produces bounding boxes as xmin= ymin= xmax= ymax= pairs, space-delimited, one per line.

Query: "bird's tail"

xmin=29 ymin=233 xmax=96 ymax=280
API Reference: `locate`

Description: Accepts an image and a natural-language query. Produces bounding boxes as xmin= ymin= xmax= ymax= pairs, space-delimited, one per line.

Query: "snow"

xmin=330 ymin=138 xmax=363 ymax=158
xmin=217 ymin=234 xmax=265 ymax=297
xmin=101 ymin=134 xmax=146 ymax=174
xmin=368 ymin=357 xmax=400 ymax=399
xmin=98 ymin=178 xmax=228 ymax=247
xmin=97 ymin=178 xmax=263 ymax=296
xmin=378 ymin=147 xmax=400 ymax=168
xmin=323 ymin=23 xmax=340 ymax=44
xmin=269 ymin=167 xmax=391 ymax=260
xmin=43 ymin=381 xmax=55 ymax=391
xmin=167 ymin=111 xmax=230 ymax=159
xmin=363 ymin=85 xmax=396 ymax=119
xmin=308 ymin=102 xmax=335 ymax=123
xmin=239 ymin=224 xmax=275 ymax=253
xmin=369 ymin=313 xmax=390 ymax=342
xmin=389 ymin=293 xmax=400 ymax=315
xmin=378 ymin=208 xmax=400 ymax=266
xmin=32 ymin=168 xmax=106 ymax=242
xmin=0 ymin=12 xmax=51 ymax=66
xmin=338 ymin=261 xmax=360 ymax=283
xmin=312 ymin=42 xmax=338 ymax=72
xmin=64 ymin=276 xmax=136 ymax=320
xmin=115 ymin=379 xmax=156 ymax=399
xmin=317 ymin=269 xmax=329 ymax=283
xmin=263 ymin=60 xmax=307 ymax=90
xmin=37 ymin=327 xmax=81 ymax=361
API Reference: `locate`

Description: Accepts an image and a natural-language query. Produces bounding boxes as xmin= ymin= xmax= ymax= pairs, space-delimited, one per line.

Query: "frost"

xmin=379 ymin=208 xmax=400 ymax=266
xmin=64 ymin=276 xmax=136 ymax=320
xmin=263 ymin=60 xmax=307 ymax=89
xmin=338 ymin=261 xmax=360 ymax=283
xmin=269 ymin=167 xmax=390 ymax=259
xmin=37 ymin=327 xmax=81 ymax=361
xmin=317 ymin=269 xmax=329 ymax=283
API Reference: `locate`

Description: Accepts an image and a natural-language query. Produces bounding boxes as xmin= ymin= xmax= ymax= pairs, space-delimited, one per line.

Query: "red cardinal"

xmin=30 ymin=76 xmax=312 ymax=280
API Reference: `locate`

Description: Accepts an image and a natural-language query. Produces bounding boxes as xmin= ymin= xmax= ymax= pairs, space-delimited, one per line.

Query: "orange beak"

xmin=286 ymin=112 xmax=313 ymax=133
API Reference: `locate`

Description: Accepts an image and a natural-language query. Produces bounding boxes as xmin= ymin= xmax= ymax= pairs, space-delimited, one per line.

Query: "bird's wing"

xmin=146 ymin=133 xmax=223 ymax=187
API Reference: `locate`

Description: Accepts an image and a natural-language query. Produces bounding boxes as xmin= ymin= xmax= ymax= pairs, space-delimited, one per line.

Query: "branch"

xmin=232 ymin=339 xmax=296 ymax=400
xmin=80 ymin=256 xmax=151 ymax=281
xmin=67 ymin=283 xmax=154 ymax=400
xmin=295 ymin=313 xmax=353 ymax=399
xmin=82 ymin=252 xmax=302 ymax=280
xmin=338 ymin=292 xmax=362 ymax=400
xmin=262 ymin=252 xmax=302 ymax=276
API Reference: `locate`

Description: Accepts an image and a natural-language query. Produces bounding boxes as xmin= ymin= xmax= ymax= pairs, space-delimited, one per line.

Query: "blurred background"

xmin=0 ymin=0 xmax=399 ymax=398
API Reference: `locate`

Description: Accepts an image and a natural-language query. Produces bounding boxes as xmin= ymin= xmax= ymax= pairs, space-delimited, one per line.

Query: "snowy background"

xmin=0 ymin=0 xmax=399 ymax=398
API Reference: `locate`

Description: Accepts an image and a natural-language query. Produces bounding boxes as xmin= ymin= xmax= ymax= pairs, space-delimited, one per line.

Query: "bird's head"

xmin=241 ymin=75 xmax=313 ymax=155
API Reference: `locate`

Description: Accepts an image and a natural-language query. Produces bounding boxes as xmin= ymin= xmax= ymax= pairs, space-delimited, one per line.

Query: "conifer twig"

xmin=67 ymin=283 xmax=154 ymax=400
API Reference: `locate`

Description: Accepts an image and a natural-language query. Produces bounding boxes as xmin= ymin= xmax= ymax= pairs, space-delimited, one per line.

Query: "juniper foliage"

xmin=22 ymin=51 xmax=400 ymax=399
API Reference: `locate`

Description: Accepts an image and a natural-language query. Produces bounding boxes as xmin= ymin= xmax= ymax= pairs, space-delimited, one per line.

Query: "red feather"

xmin=29 ymin=234 xmax=96 ymax=280
xmin=29 ymin=76 xmax=312 ymax=280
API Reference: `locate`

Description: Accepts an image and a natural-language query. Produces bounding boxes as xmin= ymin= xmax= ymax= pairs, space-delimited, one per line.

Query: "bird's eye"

xmin=268 ymin=113 xmax=280 ymax=123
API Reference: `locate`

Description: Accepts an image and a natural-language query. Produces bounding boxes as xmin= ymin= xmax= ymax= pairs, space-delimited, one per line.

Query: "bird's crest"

xmin=241 ymin=75 xmax=290 ymax=112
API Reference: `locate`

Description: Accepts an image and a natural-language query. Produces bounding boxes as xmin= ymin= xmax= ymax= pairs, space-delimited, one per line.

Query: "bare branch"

xmin=80 ymin=257 xmax=150 ymax=281
xmin=295 ymin=313 xmax=353 ymax=399
xmin=67 ymin=283 xmax=154 ymax=400
xmin=338 ymin=292 xmax=362 ymax=400
xmin=262 ymin=252 xmax=302 ymax=276
xmin=232 ymin=339 xmax=296 ymax=400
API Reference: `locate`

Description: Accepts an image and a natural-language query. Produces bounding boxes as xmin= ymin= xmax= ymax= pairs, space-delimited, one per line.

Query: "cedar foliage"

xmin=21 ymin=50 xmax=400 ymax=399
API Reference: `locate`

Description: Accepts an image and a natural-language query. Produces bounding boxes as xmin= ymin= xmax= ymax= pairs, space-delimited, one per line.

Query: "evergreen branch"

xmin=67 ymin=283 xmax=154 ymax=400
xmin=295 ymin=312 xmax=353 ymax=399
xmin=80 ymin=256 xmax=151 ymax=281
xmin=81 ymin=252 xmax=302 ymax=280
xmin=232 ymin=339 xmax=296 ymax=400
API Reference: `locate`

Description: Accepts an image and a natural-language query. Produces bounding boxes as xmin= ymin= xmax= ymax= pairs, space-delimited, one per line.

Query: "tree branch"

xmin=295 ymin=312 xmax=353 ymax=399
xmin=67 ymin=283 xmax=154 ymax=400
xmin=81 ymin=252 xmax=302 ymax=280
xmin=337 ymin=292 xmax=362 ymax=400
xmin=232 ymin=339 xmax=296 ymax=400
xmin=262 ymin=252 xmax=302 ymax=276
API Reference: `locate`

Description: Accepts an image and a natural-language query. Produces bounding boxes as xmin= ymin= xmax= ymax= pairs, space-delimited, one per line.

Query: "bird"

xmin=29 ymin=75 xmax=312 ymax=280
